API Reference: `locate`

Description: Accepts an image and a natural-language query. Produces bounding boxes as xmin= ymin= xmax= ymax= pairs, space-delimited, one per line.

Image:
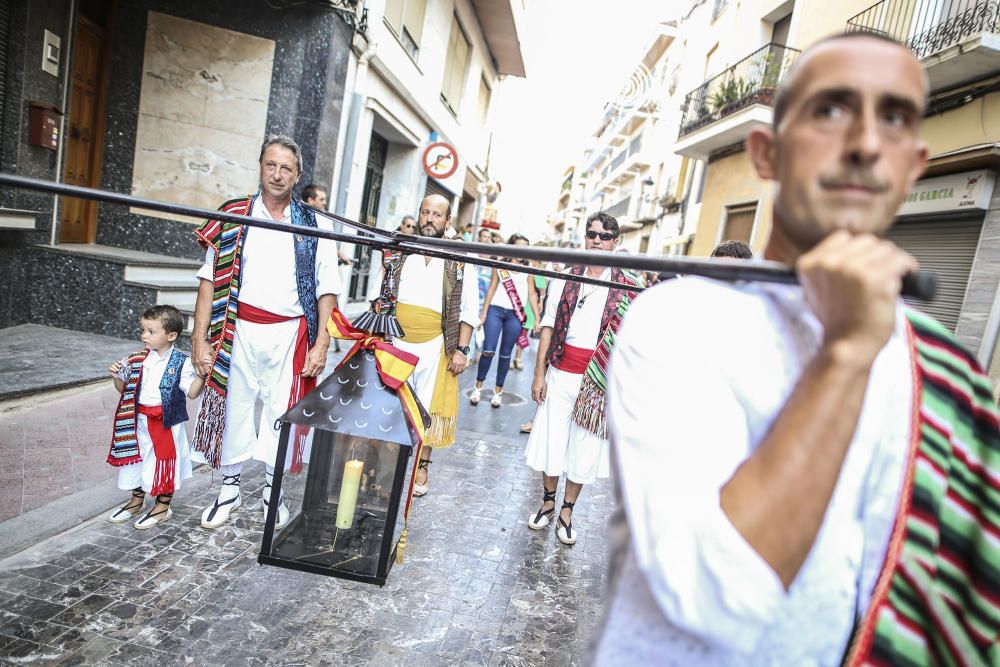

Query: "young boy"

xmin=106 ymin=305 xmax=203 ymax=529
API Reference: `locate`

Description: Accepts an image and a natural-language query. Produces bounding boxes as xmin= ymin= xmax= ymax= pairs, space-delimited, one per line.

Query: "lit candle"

xmin=335 ymin=459 xmax=364 ymax=530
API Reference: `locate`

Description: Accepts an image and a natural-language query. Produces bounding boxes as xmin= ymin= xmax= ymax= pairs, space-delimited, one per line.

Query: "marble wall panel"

xmin=0 ymin=0 xmax=71 ymax=238
xmin=97 ymin=3 xmax=351 ymax=258
xmin=130 ymin=12 xmax=274 ymax=221
xmin=0 ymin=246 xmax=31 ymax=328
xmin=25 ymin=251 xmax=125 ymax=337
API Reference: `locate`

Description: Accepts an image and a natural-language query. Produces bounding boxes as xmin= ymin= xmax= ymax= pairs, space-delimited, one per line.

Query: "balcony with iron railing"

xmin=593 ymin=131 xmax=650 ymax=193
xmin=674 ymin=43 xmax=799 ymax=159
xmin=847 ymin=0 xmax=1000 ymax=90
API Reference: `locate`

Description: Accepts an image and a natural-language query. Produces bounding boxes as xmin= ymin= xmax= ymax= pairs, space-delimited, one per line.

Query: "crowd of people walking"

xmin=97 ymin=31 xmax=999 ymax=667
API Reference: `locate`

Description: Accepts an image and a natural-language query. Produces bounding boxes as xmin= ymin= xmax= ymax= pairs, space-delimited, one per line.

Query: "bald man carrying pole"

xmin=594 ymin=33 xmax=999 ymax=665
xmin=364 ymin=194 xmax=478 ymax=496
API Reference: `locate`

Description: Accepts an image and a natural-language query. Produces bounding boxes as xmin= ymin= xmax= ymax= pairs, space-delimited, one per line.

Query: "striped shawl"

xmin=847 ymin=309 xmax=1000 ymax=666
xmin=568 ymin=269 xmax=644 ymax=439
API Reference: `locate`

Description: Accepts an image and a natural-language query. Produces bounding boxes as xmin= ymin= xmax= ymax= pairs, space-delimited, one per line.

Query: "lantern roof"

xmin=278 ymin=350 xmax=427 ymax=447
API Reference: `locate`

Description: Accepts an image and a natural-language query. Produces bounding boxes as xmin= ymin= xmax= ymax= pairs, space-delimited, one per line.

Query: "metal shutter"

xmin=886 ymin=215 xmax=983 ymax=332
xmin=424 ymin=177 xmax=455 ymax=206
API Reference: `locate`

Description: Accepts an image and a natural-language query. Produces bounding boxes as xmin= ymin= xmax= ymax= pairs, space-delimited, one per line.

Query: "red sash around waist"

xmin=138 ymin=404 xmax=177 ymax=496
xmin=236 ymin=302 xmax=314 ymax=472
xmin=552 ymin=343 xmax=594 ymax=375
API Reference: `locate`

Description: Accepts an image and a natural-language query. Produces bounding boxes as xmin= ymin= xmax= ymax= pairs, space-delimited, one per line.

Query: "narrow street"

xmin=0 ymin=342 xmax=611 ymax=666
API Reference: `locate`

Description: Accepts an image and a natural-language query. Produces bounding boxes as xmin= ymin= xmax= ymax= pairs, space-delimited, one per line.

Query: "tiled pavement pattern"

xmin=0 ymin=343 xmax=614 ymax=665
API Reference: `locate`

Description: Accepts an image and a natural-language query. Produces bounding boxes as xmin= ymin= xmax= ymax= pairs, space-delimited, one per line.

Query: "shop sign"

xmin=899 ymin=170 xmax=996 ymax=216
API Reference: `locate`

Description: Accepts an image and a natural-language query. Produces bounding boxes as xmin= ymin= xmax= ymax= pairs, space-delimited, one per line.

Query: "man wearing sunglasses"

xmin=524 ymin=212 xmax=643 ymax=546
xmin=397 ymin=215 xmax=417 ymax=235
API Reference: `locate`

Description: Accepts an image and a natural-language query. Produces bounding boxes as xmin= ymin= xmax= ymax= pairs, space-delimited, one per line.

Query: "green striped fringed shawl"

xmin=570 ymin=270 xmax=644 ymax=439
xmin=192 ymin=195 xmax=253 ymax=468
xmin=846 ymin=309 xmax=1000 ymax=666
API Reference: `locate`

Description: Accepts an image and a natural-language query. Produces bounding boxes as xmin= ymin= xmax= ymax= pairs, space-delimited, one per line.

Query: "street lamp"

xmin=259 ymin=318 xmax=429 ymax=586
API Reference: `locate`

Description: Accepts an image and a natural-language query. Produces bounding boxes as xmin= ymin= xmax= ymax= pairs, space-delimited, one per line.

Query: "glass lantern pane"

xmin=267 ymin=431 xmax=404 ymax=579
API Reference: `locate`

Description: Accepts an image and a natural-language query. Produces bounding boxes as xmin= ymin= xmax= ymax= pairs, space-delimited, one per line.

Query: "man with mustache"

xmin=359 ymin=194 xmax=479 ymax=496
xmin=595 ymin=34 xmax=999 ymax=664
xmin=191 ymin=135 xmax=342 ymax=530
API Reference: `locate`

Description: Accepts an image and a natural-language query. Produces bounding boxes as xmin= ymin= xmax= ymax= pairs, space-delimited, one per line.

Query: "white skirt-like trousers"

xmin=116 ymin=415 xmax=194 ymax=493
xmin=220 ymin=318 xmax=300 ymax=468
xmin=524 ymin=366 xmax=610 ymax=485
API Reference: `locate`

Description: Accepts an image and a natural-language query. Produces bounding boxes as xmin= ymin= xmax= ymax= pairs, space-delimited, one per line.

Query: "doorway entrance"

xmin=348 ymin=133 xmax=388 ymax=301
xmin=60 ymin=6 xmax=111 ymax=243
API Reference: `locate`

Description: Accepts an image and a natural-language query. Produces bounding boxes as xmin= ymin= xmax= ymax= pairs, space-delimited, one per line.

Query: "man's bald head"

xmin=418 ymin=194 xmax=452 ymax=238
xmin=746 ymin=32 xmax=929 ymax=259
xmin=773 ymin=32 xmax=929 ymax=131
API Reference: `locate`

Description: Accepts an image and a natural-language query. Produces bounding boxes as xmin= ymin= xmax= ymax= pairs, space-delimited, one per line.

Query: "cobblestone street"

xmin=0 ymin=344 xmax=613 ymax=666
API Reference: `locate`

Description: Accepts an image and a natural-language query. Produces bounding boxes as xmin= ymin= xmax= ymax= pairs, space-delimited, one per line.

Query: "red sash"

xmin=237 ymin=302 xmax=315 ymax=472
xmin=552 ymin=343 xmax=594 ymax=375
xmin=138 ymin=405 xmax=177 ymax=496
xmin=498 ymin=269 xmax=530 ymax=349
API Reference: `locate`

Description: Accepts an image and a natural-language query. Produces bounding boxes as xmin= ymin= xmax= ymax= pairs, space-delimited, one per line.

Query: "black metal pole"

xmin=0 ymin=172 xmax=936 ymax=300
xmin=0 ymin=174 xmax=634 ymax=291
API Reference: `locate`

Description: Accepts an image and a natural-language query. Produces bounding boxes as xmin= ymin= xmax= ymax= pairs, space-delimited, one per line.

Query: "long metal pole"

xmin=0 ymin=173 xmax=936 ymax=300
xmin=0 ymin=174 xmax=632 ymax=291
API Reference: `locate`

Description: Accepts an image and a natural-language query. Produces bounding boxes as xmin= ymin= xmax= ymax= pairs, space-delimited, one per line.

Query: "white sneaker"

xmin=490 ymin=391 xmax=503 ymax=408
xmin=469 ymin=387 xmax=482 ymax=405
xmin=201 ymin=492 xmax=241 ymax=529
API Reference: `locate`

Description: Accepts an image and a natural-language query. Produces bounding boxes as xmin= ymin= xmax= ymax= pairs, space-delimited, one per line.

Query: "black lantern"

xmin=259 ymin=347 xmax=428 ymax=585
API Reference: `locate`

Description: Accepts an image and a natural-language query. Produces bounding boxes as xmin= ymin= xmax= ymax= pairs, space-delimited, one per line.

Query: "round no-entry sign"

xmin=422 ymin=141 xmax=459 ymax=180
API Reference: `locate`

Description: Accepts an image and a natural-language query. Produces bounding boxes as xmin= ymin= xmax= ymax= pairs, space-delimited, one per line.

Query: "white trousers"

xmin=220 ymin=318 xmax=299 ymax=468
xmin=393 ymin=334 xmax=443 ymax=410
xmin=117 ymin=413 xmax=194 ymax=492
xmin=524 ymin=366 xmax=610 ymax=484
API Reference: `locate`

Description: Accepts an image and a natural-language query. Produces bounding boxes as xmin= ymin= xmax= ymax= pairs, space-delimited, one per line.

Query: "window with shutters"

xmin=384 ymin=0 xmax=426 ymax=60
xmin=441 ymin=16 xmax=470 ymax=117
xmin=477 ymin=76 xmax=491 ymax=128
xmin=721 ymin=203 xmax=756 ymax=244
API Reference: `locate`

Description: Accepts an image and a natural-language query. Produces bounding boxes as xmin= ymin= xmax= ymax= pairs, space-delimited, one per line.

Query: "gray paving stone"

xmin=0 ymin=343 xmax=613 ymax=664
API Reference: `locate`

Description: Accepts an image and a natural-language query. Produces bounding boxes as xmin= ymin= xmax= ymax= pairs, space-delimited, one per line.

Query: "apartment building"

xmin=550 ymin=23 xmax=696 ymax=255
xmin=332 ymin=0 xmax=526 ymax=301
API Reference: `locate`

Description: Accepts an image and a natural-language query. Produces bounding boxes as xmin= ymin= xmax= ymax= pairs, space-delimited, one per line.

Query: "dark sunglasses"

xmin=585 ymin=230 xmax=616 ymax=241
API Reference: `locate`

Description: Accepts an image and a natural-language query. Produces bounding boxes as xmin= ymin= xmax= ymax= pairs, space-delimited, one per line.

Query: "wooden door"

xmin=60 ymin=18 xmax=107 ymax=243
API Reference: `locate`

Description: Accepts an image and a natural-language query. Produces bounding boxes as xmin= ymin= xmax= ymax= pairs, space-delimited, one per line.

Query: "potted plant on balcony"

xmin=755 ymin=51 xmax=790 ymax=106
xmin=709 ymin=77 xmax=755 ymax=116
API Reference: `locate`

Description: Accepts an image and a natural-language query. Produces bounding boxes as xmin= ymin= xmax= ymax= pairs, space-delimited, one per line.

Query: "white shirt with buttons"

xmin=594 ymin=278 xmax=913 ymax=666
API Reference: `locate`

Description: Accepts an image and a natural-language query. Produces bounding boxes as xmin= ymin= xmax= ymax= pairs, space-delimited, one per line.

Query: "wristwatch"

xmin=456 ymin=345 xmax=470 ymax=356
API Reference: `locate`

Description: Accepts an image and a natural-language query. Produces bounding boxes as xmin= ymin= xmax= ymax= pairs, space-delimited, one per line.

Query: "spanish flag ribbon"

xmin=327 ymin=309 xmax=419 ymax=390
